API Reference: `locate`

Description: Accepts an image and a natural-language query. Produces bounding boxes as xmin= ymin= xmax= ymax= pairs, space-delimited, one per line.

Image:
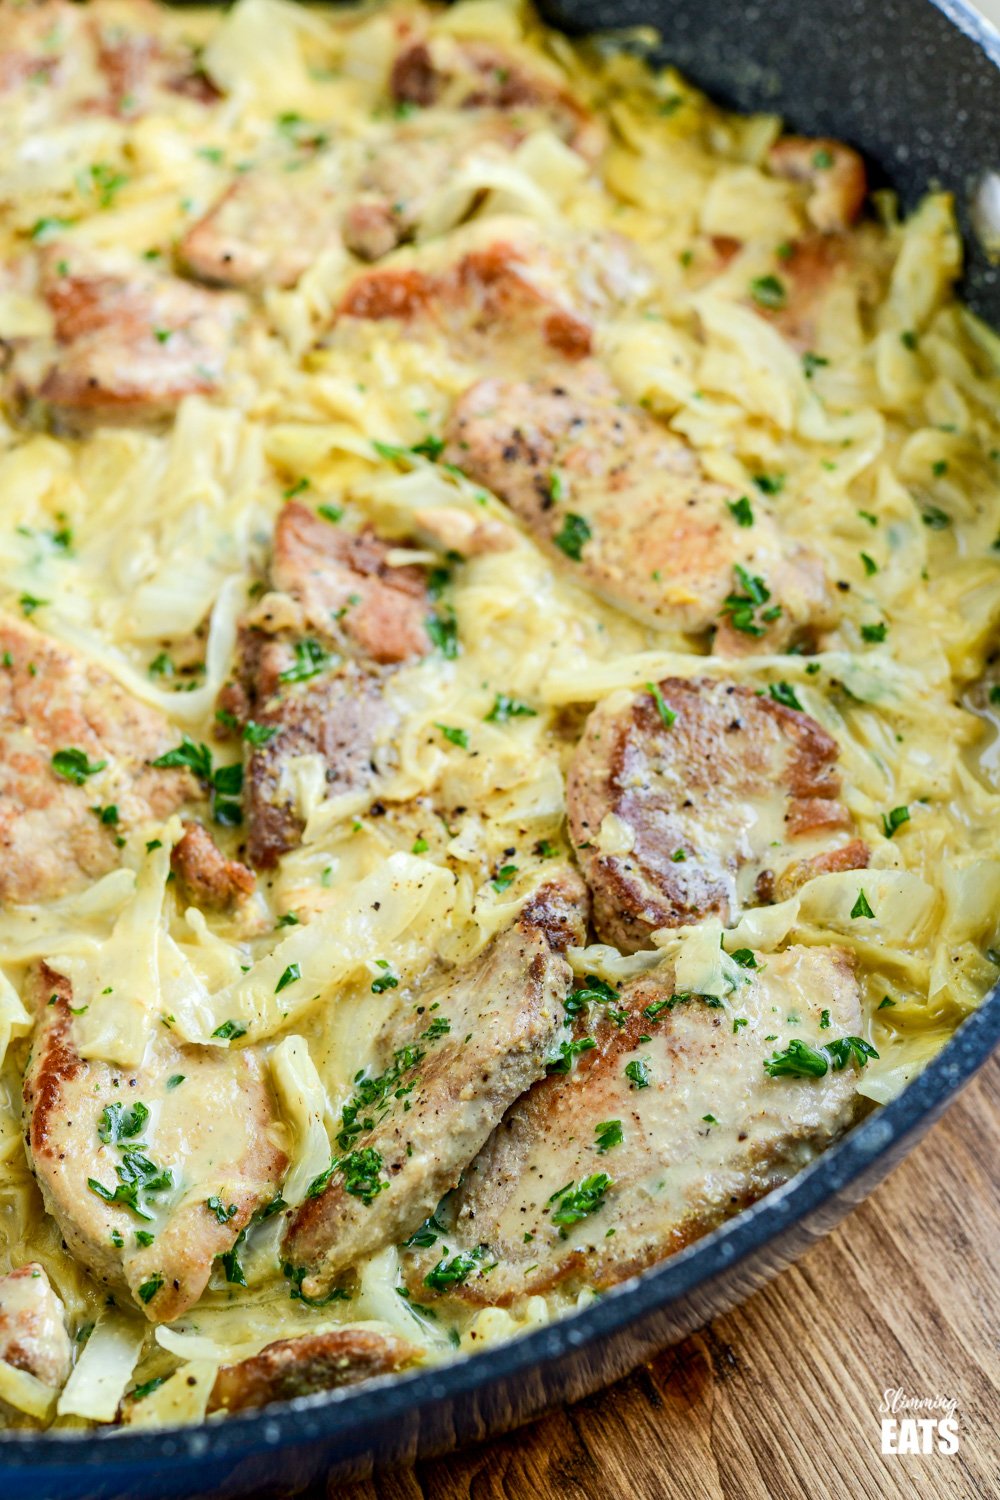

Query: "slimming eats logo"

xmin=879 ymin=1388 xmax=960 ymax=1454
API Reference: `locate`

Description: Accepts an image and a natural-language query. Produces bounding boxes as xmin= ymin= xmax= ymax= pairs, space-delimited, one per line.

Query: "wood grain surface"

xmin=338 ymin=1057 xmax=999 ymax=1500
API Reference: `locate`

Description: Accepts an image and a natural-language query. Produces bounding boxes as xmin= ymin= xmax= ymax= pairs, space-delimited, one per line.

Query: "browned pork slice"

xmin=0 ymin=614 xmax=196 ymax=905
xmin=23 ymin=967 xmax=288 ymax=1324
xmin=207 ymin=1328 xmax=420 ymax=1414
xmin=88 ymin=1 xmax=221 ymax=115
xmin=390 ymin=34 xmax=604 ymax=162
xmin=766 ymin=136 xmax=867 ymax=234
xmin=220 ymin=502 xmax=432 ymax=868
xmin=337 ymin=239 xmax=593 ymax=365
xmin=282 ymin=874 xmax=588 ymax=1299
xmin=170 ymin=821 xmax=255 ymax=911
xmin=443 ymin=364 xmax=832 ymax=645
xmin=342 ymin=115 xmax=524 ymax=263
xmin=10 ymin=247 xmax=240 ymax=424
xmin=180 ymin=174 xmax=339 ymax=291
xmin=411 ymin=945 xmax=864 ymax=1304
xmin=0 ymin=1265 xmax=73 ymax=1390
xmin=566 ymin=677 xmax=868 ymax=952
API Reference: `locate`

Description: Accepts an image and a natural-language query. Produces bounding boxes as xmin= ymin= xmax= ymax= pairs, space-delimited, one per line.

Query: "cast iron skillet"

xmin=2 ymin=3 xmax=998 ymax=1494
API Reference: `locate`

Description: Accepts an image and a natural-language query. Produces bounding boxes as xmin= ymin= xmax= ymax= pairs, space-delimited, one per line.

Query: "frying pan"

xmin=1 ymin=2 xmax=998 ymax=1494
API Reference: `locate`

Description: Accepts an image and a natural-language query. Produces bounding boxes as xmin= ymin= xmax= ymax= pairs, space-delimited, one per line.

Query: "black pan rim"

xmin=1 ymin=0 xmax=997 ymax=1468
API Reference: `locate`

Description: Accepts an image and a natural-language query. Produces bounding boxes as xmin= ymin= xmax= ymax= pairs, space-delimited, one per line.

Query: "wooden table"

xmin=343 ymin=1057 xmax=999 ymax=1500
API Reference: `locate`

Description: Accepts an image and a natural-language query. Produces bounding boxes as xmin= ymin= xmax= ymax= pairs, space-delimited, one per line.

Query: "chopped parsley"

xmin=727 ymin=495 xmax=755 ymax=527
xmin=491 ymin=864 xmax=518 ymax=892
xmin=275 ymin=963 xmax=301 ymax=995
xmin=749 ymin=275 xmax=787 ymax=310
xmin=243 ymin=720 xmax=279 ymax=747
xmin=485 ymin=693 xmax=537 ymax=723
xmin=370 ymin=960 xmax=398 ymax=994
xmin=547 ymin=1036 xmax=597 ymax=1074
xmin=426 ymin=608 xmax=459 ymax=659
xmin=625 ymin=1058 xmax=650 ymax=1090
xmin=151 ymin=735 xmax=213 ymax=780
xmin=424 ymin=1252 xmax=480 ymax=1292
xmin=728 ymin=948 xmax=758 ymax=970
xmin=131 ymin=1376 xmax=167 ymax=1401
xmin=720 ymin=563 xmax=782 ymax=637
xmin=921 ymin=505 xmax=951 ymax=530
xmin=646 ymin=681 xmax=676 ymax=728
xmin=553 ymin=512 xmax=592 ymax=561
xmin=149 ymin=651 xmax=173 ymax=678
xmin=549 ymin=1173 xmax=611 ymax=1233
xmin=594 ymin=1119 xmax=623 ymax=1154
xmin=753 ymin=473 xmax=786 ymax=496
xmin=166 ymin=1074 xmax=185 ymax=1090
xmin=51 ymin=747 xmax=106 ymax=785
xmin=279 ymin=637 xmax=332 ymax=684
xmin=768 ymin=681 xmax=803 ymax=712
xmin=97 ymin=1102 xmax=149 ymax=1145
xmin=88 ymin=1149 xmax=173 ymax=1221
xmin=763 ymin=1039 xmax=829 ymax=1078
xmin=861 ymin=621 xmax=888 ymax=643
xmin=317 ymin=502 xmax=343 ymax=524
xmin=282 ymin=1262 xmax=351 ymax=1307
xmin=137 ymin=1276 xmax=163 ymax=1305
xmin=212 ymin=1019 xmax=248 ymax=1040
xmin=860 ymin=552 xmax=878 ymax=576
xmin=850 ymin=889 xmax=876 ymax=919
xmin=206 ymin=1197 xmax=238 ymax=1224
xmin=825 ymin=1035 xmax=879 ymax=1070
xmin=435 ymin=723 xmax=469 ymax=749
xmin=337 ymin=1042 xmax=424 ymax=1150
xmin=878 ymin=995 xmax=897 ymax=1010
xmin=881 ymin=805 xmax=910 ymax=838
xmin=820 ymin=1009 xmax=831 ymax=1029
xmin=802 ymin=351 xmax=829 ymax=378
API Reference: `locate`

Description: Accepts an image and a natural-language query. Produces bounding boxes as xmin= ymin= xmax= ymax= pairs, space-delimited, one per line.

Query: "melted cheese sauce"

xmin=0 ymin=0 xmax=997 ymax=1431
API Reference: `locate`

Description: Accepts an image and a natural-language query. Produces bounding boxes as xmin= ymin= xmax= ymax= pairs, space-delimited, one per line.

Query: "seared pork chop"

xmin=207 ymin=1328 xmax=419 ymax=1413
xmin=0 ymin=614 xmax=196 ymax=905
xmin=566 ymin=676 xmax=868 ymax=952
xmin=22 ymin=967 xmax=287 ymax=1324
xmin=0 ymin=1265 xmax=72 ymax=1389
xmin=9 ymin=247 xmax=239 ymax=424
xmin=221 ymin=502 xmax=431 ymax=868
xmin=412 ymin=945 xmax=864 ymax=1303
xmin=282 ymin=873 xmax=587 ymax=1298
xmin=443 ymin=364 xmax=832 ymax=645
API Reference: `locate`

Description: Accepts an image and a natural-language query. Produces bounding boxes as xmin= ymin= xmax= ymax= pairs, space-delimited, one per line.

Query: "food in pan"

xmin=0 ymin=0 xmax=997 ymax=1431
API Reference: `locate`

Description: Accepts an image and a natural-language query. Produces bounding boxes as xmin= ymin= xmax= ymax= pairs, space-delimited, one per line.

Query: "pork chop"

xmin=337 ymin=240 xmax=593 ymax=365
xmin=221 ymin=502 xmax=431 ymax=868
xmin=389 ymin=35 xmax=603 ymax=161
xmin=9 ymin=247 xmax=240 ymax=425
xmin=281 ymin=873 xmax=588 ymax=1299
xmin=412 ymin=944 xmax=864 ymax=1303
xmin=0 ymin=1265 xmax=72 ymax=1389
xmin=22 ymin=966 xmax=288 ymax=1324
xmin=443 ymin=364 xmax=832 ymax=645
xmin=566 ymin=677 xmax=868 ymax=952
xmin=180 ymin=174 xmax=339 ymax=292
xmin=207 ymin=1327 xmax=420 ymax=1414
xmin=0 ymin=614 xmax=196 ymax=905
xmin=170 ymin=822 xmax=255 ymax=911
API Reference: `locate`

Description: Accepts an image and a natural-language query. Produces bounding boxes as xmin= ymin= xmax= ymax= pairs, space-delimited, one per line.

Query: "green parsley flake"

xmin=646 ymin=681 xmax=676 ymax=727
xmin=553 ymin=512 xmax=592 ymax=561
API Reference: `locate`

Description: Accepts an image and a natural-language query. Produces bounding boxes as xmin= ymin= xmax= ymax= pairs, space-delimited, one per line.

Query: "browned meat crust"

xmin=337 ymin=242 xmax=593 ymax=362
xmin=0 ymin=1265 xmax=72 ymax=1389
xmin=767 ymin=136 xmax=867 ymax=234
xmin=390 ymin=36 xmax=603 ymax=161
xmin=273 ymin=503 xmax=430 ymax=665
xmin=443 ymin=365 xmax=832 ymax=643
xmin=416 ymin=946 xmax=863 ymax=1304
xmin=179 ymin=176 xmax=339 ymax=292
xmin=222 ymin=503 xmax=431 ymax=868
xmin=282 ymin=874 xmax=588 ymax=1298
xmin=8 ymin=247 xmax=240 ymax=425
xmin=207 ymin=1328 xmax=420 ymax=1414
xmin=566 ymin=677 xmax=867 ymax=951
xmin=0 ymin=613 xmax=196 ymax=904
xmin=22 ymin=966 xmax=288 ymax=1324
xmin=170 ymin=822 xmax=255 ymax=910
